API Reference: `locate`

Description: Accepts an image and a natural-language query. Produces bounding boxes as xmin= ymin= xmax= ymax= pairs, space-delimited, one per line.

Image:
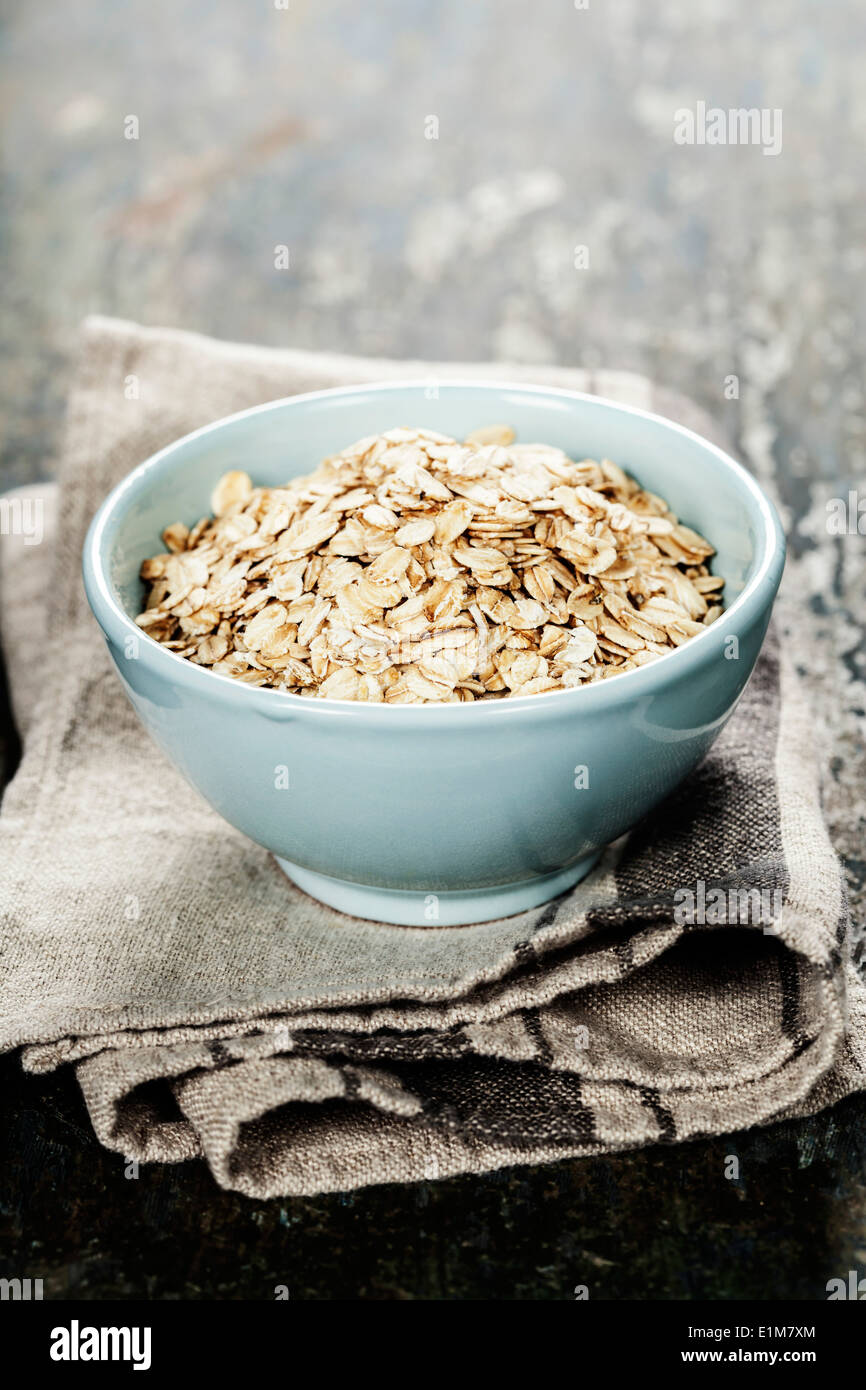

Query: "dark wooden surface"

xmin=2 ymin=0 xmax=865 ymax=1299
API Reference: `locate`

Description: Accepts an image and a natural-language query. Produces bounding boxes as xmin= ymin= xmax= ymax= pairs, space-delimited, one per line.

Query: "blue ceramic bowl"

xmin=83 ymin=382 xmax=785 ymax=926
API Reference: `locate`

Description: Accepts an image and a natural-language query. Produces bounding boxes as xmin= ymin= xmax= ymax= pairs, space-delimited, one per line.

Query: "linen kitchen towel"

xmin=0 ymin=316 xmax=863 ymax=1197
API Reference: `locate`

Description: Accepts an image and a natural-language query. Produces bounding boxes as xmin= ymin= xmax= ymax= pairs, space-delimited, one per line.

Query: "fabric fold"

xmin=0 ymin=316 xmax=863 ymax=1197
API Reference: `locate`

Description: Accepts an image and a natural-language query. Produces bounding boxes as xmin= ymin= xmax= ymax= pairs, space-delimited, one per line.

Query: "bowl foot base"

xmin=273 ymin=853 xmax=602 ymax=927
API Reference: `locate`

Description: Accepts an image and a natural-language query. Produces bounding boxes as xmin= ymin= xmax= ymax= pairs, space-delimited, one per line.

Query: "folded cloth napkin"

xmin=1 ymin=316 xmax=864 ymax=1199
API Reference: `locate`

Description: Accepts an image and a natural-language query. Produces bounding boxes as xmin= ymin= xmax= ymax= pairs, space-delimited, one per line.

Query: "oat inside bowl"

xmin=135 ymin=426 xmax=724 ymax=703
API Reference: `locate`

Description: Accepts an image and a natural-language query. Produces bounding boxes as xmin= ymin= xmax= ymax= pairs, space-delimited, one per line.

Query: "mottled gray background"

xmin=2 ymin=0 xmax=865 ymax=1300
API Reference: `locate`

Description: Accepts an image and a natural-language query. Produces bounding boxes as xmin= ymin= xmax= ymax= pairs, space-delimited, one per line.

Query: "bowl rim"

xmin=83 ymin=379 xmax=786 ymax=722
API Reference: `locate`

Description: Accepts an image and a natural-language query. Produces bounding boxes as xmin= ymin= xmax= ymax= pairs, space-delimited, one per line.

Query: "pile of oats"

xmin=136 ymin=426 xmax=723 ymax=702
